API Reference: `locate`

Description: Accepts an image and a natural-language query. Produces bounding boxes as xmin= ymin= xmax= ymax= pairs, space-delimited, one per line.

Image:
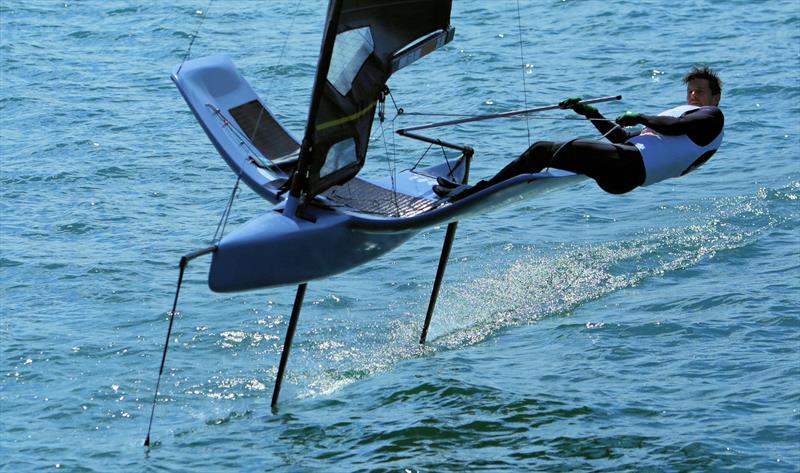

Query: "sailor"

xmin=435 ymin=66 xmax=724 ymax=199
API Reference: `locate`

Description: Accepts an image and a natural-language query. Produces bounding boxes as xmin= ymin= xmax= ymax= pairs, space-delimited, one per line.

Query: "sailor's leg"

xmin=439 ymin=141 xmax=560 ymax=199
xmin=548 ymin=139 xmax=645 ymax=194
xmin=485 ymin=141 xmax=559 ymax=184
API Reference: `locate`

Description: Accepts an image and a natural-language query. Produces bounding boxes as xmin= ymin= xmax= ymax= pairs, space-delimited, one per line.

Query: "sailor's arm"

xmin=580 ymin=107 xmax=639 ymax=144
xmin=617 ymin=107 xmax=724 ymax=146
xmin=559 ymin=97 xmax=637 ymax=144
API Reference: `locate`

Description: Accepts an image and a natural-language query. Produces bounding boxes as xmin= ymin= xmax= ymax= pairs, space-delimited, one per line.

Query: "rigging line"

xmin=176 ymin=0 xmax=215 ymax=75
xmin=372 ymin=99 xmax=398 ymax=193
xmin=516 ymin=0 xmax=531 ymax=147
xmin=267 ymin=0 xmax=304 ymax=93
xmin=377 ymin=120 xmax=401 ymax=213
xmin=599 ymin=123 xmax=625 ymax=140
xmin=250 ymin=111 xmax=264 ymax=144
xmin=251 ymin=0 xmax=304 ymax=147
xmin=403 ymin=142 xmax=434 ymax=173
xmin=387 ymin=88 xmax=403 ymax=115
xmin=386 ymin=95 xmax=458 ymax=175
xmin=390 ymin=113 xmax=400 ymax=183
xmin=212 ymin=175 xmax=241 ymax=244
xmin=439 ymin=145 xmax=454 ymax=176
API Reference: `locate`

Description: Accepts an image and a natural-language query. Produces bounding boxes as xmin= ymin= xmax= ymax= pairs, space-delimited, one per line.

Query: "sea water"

xmin=1 ymin=1 xmax=798 ymax=471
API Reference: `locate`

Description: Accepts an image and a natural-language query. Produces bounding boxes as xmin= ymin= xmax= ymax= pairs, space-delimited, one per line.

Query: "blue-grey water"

xmin=2 ymin=1 xmax=799 ymax=471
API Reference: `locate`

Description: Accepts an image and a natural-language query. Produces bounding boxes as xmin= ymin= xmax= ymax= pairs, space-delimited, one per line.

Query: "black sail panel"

xmin=304 ymin=0 xmax=453 ymax=198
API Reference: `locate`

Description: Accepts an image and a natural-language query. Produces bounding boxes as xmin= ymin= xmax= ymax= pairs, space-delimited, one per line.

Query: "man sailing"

xmin=434 ymin=66 xmax=724 ymax=199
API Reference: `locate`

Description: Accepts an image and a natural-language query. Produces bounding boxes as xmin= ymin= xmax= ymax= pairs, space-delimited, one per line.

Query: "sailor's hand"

xmin=615 ymin=111 xmax=642 ymax=127
xmin=559 ymin=96 xmax=597 ymax=116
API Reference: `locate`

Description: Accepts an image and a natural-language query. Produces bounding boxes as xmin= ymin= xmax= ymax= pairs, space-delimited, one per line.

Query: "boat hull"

xmin=208 ymin=205 xmax=416 ymax=292
xmin=208 ymin=169 xmax=586 ymax=293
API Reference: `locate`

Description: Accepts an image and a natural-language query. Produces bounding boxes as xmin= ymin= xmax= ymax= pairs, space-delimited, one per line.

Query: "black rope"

xmin=144 ymin=177 xmax=241 ymax=448
xmin=439 ymin=145 xmax=454 ymax=175
xmin=387 ymin=88 xmax=404 ymax=115
xmin=516 ymin=0 xmax=531 ymax=146
xmin=402 ymin=142 xmax=434 ymax=174
xmin=371 ymin=86 xmax=408 ymax=214
xmin=212 ymin=176 xmax=241 ymax=244
xmin=143 ymin=246 xmax=217 ymax=447
xmin=267 ymin=0 xmax=304 ymax=94
xmin=378 ymin=118 xmax=401 ymax=214
xmin=143 ymin=262 xmax=185 ymax=448
xmin=385 ymin=91 xmax=458 ymax=175
xmin=250 ymin=0 xmax=300 ymax=149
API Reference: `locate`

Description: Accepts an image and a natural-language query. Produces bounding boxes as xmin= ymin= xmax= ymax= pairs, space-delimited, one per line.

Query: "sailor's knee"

xmin=597 ymin=178 xmax=639 ymax=195
xmin=517 ymin=141 xmax=555 ymax=171
xmin=533 ymin=140 xmax=556 ymax=154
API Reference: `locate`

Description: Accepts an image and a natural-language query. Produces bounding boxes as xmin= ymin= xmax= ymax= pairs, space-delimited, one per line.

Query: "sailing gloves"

xmin=615 ymin=111 xmax=643 ymax=127
xmin=560 ymin=98 xmax=644 ymax=127
xmin=559 ymin=96 xmax=597 ymax=116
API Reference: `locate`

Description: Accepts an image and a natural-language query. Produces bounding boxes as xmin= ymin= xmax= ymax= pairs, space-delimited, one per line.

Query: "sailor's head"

xmin=683 ymin=66 xmax=722 ymax=107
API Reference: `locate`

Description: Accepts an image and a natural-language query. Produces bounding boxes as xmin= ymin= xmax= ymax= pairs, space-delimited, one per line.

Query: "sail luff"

xmin=288 ymin=0 xmax=344 ymax=205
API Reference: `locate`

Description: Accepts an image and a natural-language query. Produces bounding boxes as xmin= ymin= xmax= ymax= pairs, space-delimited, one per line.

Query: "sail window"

xmin=321 ymin=138 xmax=358 ymax=178
xmin=327 ymin=27 xmax=374 ymax=96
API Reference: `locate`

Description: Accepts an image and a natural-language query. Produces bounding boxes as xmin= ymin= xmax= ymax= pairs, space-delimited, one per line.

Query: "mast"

xmin=284 ymin=0 xmax=454 ymax=213
xmin=285 ymin=0 xmax=343 ymax=217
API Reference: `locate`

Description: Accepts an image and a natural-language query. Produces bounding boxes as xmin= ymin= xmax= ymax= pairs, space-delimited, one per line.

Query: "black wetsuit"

xmin=460 ymin=105 xmax=724 ymax=196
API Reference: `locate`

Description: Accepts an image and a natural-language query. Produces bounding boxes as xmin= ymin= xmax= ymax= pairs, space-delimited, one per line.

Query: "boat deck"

xmin=322 ymin=178 xmax=441 ymax=218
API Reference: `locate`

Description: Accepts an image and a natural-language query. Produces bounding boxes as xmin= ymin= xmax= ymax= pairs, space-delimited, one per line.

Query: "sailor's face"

xmin=687 ymin=78 xmax=720 ymax=107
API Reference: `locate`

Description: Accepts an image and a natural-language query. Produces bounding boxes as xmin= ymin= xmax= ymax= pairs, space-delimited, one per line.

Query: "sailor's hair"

xmin=683 ymin=66 xmax=722 ymax=96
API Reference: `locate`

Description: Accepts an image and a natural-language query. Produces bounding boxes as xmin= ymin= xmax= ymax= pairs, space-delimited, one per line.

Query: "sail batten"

xmin=390 ymin=26 xmax=455 ymax=73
